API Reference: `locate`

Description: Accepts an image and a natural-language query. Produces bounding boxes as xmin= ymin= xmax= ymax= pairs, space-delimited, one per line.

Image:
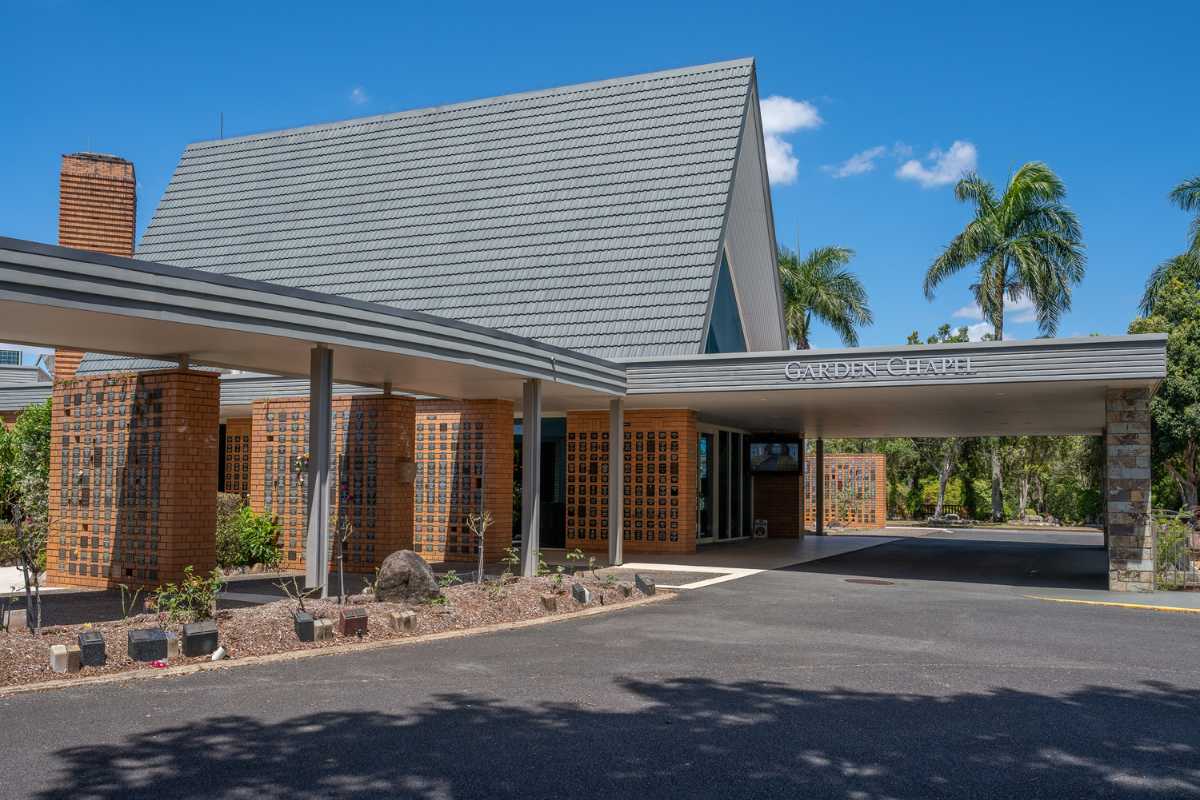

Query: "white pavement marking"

xmin=616 ymin=563 xmax=762 ymax=590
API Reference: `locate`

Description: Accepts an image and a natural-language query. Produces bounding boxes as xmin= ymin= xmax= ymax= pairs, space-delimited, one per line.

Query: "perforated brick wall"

xmin=46 ymin=370 xmax=219 ymax=589
xmin=413 ymin=400 xmax=514 ymax=564
xmin=249 ymin=396 xmax=415 ymax=574
xmin=755 ymin=453 xmax=887 ymax=536
xmin=222 ymin=417 xmax=252 ymax=496
xmin=566 ymin=409 xmax=698 ymax=555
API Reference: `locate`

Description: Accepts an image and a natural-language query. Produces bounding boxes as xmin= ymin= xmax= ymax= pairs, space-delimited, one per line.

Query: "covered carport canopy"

xmin=0 ymin=236 xmax=629 ymax=588
xmin=620 ymin=336 xmax=1167 ymax=437
xmin=0 ymin=237 xmax=626 ymax=406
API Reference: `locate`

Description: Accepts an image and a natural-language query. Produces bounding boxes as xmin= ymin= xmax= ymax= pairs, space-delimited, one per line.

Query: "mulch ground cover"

xmin=0 ymin=575 xmax=646 ymax=688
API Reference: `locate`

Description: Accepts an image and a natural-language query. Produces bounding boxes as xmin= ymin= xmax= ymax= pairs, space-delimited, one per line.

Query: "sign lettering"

xmin=784 ymin=356 xmax=975 ymax=382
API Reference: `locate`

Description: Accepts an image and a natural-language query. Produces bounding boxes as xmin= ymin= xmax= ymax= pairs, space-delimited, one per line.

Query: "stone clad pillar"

xmin=1105 ymin=388 xmax=1154 ymax=592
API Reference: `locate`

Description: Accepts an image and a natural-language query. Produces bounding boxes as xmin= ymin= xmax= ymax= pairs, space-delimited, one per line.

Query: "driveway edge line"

xmin=1023 ymin=595 xmax=1200 ymax=614
xmin=0 ymin=592 xmax=676 ymax=698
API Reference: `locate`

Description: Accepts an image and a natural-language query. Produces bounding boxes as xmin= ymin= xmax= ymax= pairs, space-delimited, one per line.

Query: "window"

xmin=704 ymin=254 xmax=747 ymax=354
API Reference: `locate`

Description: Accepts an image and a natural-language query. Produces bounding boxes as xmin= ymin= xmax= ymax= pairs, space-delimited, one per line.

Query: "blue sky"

xmin=1 ymin=0 xmax=1196 ymax=358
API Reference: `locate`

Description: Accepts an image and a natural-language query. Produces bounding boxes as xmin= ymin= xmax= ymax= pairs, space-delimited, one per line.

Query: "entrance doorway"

xmin=698 ymin=425 xmax=751 ymax=543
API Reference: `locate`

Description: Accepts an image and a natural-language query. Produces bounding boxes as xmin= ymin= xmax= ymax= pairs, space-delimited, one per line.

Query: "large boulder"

xmin=374 ymin=550 xmax=440 ymax=604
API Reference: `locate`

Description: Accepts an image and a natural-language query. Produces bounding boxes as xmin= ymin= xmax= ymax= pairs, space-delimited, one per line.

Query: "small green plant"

xmin=551 ymin=564 xmax=566 ymax=591
xmin=588 ymin=555 xmax=598 ymax=577
xmin=362 ymin=566 xmax=382 ymax=595
xmin=438 ymin=569 xmax=462 ymax=589
xmin=118 ymin=582 xmax=144 ymax=621
xmin=429 ymin=595 xmax=449 ymax=606
xmin=565 ymin=547 xmax=586 ymax=567
xmin=275 ymin=575 xmax=317 ymax=614
xmin=153 ymin=566 xmax=225 ymax=625
xmin=467 ymin=510 xmax=494 ymax=584
xmin=604 ymin=573 xmax=618 ymax=588
xmin=536 ymin=552 xmax=550 ymax=577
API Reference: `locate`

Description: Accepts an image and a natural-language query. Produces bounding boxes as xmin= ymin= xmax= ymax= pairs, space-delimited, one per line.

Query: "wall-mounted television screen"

xmin=749 ymin=441 xmax=801 ymax=473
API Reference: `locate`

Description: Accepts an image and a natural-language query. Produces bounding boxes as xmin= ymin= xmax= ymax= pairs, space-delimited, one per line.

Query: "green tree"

xmin=1130 ymin=277 xmax=1200 ymax=509
xmin=778 ymin=246 xmax=873 ymax=348
xmin=923 ymin=162 xmax=1085 ymax=339
xmin=1138 ymin=175 xmax=1200 ymax=315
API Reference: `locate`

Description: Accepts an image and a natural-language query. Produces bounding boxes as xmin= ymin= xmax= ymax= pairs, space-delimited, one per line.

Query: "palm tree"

xmin=923 ymin=162 xmax=1086 ymax=339
xmin=778 ymin=246 xmax=873 ymax=348
xmin=1138 ymin=175 xmax=1200 ymax=315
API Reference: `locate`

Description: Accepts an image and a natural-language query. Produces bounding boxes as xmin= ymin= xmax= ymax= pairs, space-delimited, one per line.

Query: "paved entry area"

xmin=5 ymin=524 xmax=1200 ymax=799
xmin=789 ymin=528 xmax=1109 ymax=592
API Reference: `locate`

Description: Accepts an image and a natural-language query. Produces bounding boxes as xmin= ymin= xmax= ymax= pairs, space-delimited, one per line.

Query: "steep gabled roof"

xmin=131 ymin=59 xmax=760 ymax=359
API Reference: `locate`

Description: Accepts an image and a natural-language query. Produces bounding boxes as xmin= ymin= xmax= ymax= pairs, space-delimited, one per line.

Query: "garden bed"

xmin=0 ymin=576 xmax=649 ymax=689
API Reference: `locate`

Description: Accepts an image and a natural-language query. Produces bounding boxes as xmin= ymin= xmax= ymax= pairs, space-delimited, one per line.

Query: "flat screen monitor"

xmin=748 ymin=441 xmax=800 ymax=473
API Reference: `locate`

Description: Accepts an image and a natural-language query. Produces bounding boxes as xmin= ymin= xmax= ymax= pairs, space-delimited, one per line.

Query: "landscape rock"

xmin=634 ymin=574 xmax=656 ymax=596
xmin=571 ymin=582 xmax=592 ymax=605
xmin=374 ymin=550 xmax=440 ymax=604
xmin=388 ymin=610 xmax=417 ymax=633
xmin=313 ymin=618 xmax=334 ymax=641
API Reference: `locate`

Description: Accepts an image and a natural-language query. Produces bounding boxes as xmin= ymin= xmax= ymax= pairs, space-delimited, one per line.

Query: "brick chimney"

xmin=56 ymin=152 xmax=136 ymax=380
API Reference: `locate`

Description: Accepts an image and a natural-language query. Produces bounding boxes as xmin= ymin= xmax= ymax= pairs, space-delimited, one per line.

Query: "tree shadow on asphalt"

xmin=785 ymin=538 xmax=1109 ymax=590
xmin=36 ymin=677 xmax=1200 ymax=799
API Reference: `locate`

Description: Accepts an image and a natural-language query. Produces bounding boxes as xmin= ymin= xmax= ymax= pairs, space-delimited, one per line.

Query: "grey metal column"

xmin=519 ymin=379 xmax=543 ymax=577
xmin=305 ymin=345 xmax=333 ymax=595
xmin=798 ymin=435 xmax=806 ymax=534
xmin=608 ymin=398 xmax=624 ymax=566
xmin=815 ymin=437 xmax=825 ymax=535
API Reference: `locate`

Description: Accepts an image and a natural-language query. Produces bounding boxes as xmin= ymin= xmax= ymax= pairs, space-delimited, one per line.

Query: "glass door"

xmin=698 ymin=431 xmax=714 ymax=542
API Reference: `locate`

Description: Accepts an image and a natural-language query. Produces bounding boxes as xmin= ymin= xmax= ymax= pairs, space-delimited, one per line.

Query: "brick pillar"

xmin=412 ymin=400 xmax=514 ymax=564
xmin=1105 ymin=388 xmax=1154 ymax=591
xmin=250 ymin=395 xmax=415 ymax=574
xmin=46 ymin=369 xmax=219 ymax=589
xmin=566 ymin=409 xmax=697 ymax=556
xmin=55 ymin=153 xmax=136 ymax=382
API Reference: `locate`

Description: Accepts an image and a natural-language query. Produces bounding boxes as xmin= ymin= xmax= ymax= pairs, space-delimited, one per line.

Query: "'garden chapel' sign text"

xmin=784 ymin=356 xmax=976 ymax=382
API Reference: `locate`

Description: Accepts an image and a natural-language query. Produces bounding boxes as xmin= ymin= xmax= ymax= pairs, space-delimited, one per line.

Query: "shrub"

xmin=215 ymin=493 xmax=244 ymax=568
xmin=154 ymin=566 xmax=225 ymax=624
xmin=1155 ymin=514 xmax=1191 ymax=590
xmin=214 ymin=495 xmax=281 ymax=569
xmin=0 ymin=522 xmax=16 ymax=566
xmin=234 ymin=506 xmax=281 ymax=568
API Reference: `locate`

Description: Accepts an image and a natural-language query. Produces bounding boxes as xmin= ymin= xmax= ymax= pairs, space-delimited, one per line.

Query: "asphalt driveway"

xmin=2 ymin=530 xmax=1198 ymax=799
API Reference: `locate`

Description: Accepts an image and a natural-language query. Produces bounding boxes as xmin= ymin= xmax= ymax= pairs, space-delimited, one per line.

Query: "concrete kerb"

xmin=0 ymin=591 xmax=674 ymax=698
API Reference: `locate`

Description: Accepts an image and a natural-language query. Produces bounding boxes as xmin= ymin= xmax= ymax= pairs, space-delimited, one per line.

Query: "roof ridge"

xmin=187 ymin=58 xmax=755 ymax=151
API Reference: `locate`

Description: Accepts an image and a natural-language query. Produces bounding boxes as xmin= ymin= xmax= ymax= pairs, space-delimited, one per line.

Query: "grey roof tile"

xmin=83 ymin=59 xmax=752 ymax=372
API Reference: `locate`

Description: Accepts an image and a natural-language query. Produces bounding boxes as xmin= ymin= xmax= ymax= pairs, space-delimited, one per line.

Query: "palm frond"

xmin=1170 ymin=176 xmax=1200 ymax=212
xmin=1139 ymin=252 xmax=1200 ymax=315
xmin=778 ymin=246 xmax=871 ymax=348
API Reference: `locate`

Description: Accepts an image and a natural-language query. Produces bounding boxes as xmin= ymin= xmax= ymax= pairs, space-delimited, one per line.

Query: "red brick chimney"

xmin=56 ymin=153 xmax=136 ymax=380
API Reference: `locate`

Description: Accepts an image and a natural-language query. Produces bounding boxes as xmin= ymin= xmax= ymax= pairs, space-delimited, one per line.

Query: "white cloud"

xmin=350 ymin=86 xmax=369 ymax=105
xmin=759 ymin=96 xmax=822 ymax=135
xmin=823 ymin=142 xmax=915 ymax=180
xmin=758 ymin=95 xmax=822 ymax=186
xmin=896 ymin=140 xmax=977 ymax=188
xmin=953 ymin=295 xmax=1038 ymax=337
xmin=824 ymin=145 xmax=887 ymax=179
xmin=966 ymin=322 xmax=994 ymax=341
